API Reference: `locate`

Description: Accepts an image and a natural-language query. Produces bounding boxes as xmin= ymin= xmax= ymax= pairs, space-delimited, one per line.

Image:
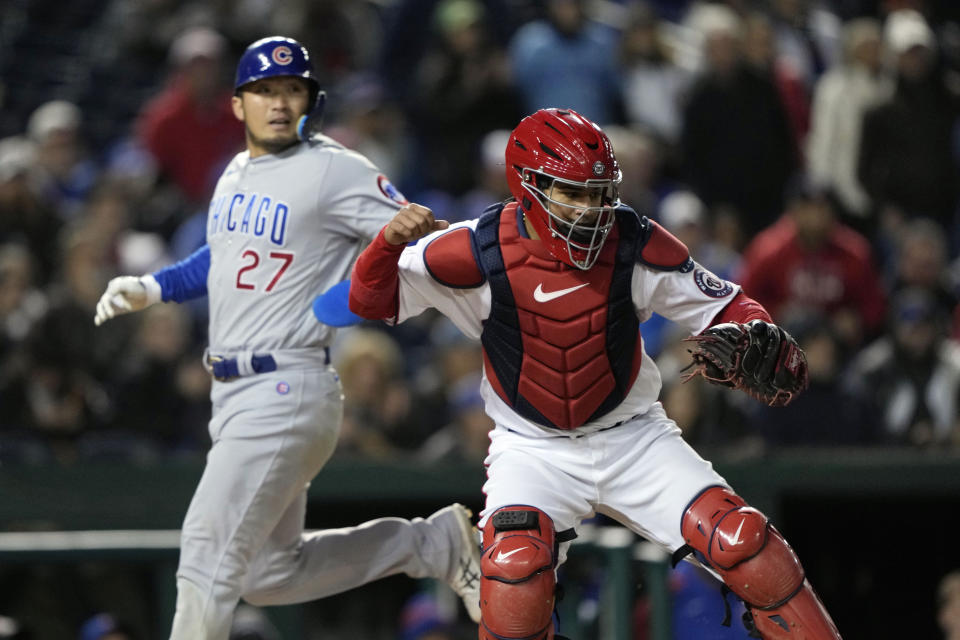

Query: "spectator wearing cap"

xmin=807 ymin=18 xmax=891 ymax=224
xmin=847 ymin=287 xmax=960 ymax=448
xmin=26 ymin=100 xmax=99 ymax=221
xmin=135 ymin=27 xmax=244 ymax=211
xmin=0 ymin=136 xmax=62 ymax=282
xmin=737 ymin=175 xmax=886 ymax=351
xmin=858 ymin=9 xmax=960 ymax=232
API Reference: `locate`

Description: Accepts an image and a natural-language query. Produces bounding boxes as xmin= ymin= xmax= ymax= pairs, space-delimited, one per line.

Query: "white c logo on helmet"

xmin=272 ymin=46 xmax=293 ymax=65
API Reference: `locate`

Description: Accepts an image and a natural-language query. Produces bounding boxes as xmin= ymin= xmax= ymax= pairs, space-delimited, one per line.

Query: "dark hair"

xmin=785 ymin=172 xmax=837 ymax=208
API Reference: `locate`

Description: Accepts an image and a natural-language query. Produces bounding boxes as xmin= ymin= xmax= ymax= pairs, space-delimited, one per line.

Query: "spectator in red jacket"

xmin=135 ymin=27 xmax=244 ymax=208
xmin=737 ymin=175 xmax=886 ymax=350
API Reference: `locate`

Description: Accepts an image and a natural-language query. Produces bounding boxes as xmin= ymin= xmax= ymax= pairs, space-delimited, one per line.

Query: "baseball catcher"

xmin=347 ymin=108 xmax=841 ymax=639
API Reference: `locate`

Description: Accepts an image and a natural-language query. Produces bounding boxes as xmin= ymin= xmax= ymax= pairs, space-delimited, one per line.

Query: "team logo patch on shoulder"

xmin=272 ymin=46 xmax=293 ymax=65
xmin=377 ymin=174 xmax=408 ymax=205
xmin=694 ymin=268 xmax=733 ymax=298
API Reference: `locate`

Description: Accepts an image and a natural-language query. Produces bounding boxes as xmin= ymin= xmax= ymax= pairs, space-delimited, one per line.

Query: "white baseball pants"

xmin=479 ymin=401 xmax=728 ymax=563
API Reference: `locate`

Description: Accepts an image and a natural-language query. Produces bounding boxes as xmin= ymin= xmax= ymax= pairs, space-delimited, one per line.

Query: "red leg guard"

xmin=681 ymin=486 xmax=842 ymax=639
xmin=478 ymin=506 xmax=557 ymax=640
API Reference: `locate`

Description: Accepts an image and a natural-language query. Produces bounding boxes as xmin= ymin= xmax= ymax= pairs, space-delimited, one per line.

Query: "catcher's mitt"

xmin=683 ymin=319 xmax=809 ymax=406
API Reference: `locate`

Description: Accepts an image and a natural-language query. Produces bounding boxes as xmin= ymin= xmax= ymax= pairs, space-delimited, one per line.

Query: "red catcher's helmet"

xmin=505 ymin=108 xmax=621 ymax=270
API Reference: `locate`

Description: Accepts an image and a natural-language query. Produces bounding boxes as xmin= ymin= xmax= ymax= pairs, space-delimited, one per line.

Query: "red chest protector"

xmin=472 ymin=202 xmax=643 ymax=430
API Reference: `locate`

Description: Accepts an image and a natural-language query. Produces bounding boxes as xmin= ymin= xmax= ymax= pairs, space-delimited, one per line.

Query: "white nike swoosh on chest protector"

xmin=533 ymin=282 xmax=590 ymax=303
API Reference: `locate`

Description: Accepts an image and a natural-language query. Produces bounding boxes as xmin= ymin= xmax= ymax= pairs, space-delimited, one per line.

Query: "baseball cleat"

xmin=447 ymin=503 xmax=482 ymax=623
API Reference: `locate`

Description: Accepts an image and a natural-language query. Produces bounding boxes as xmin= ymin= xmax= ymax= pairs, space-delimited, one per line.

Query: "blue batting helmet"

xmin=234 ymin=36 xmax=321 ymax=107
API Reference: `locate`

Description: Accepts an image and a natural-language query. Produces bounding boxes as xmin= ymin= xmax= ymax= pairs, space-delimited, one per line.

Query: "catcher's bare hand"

xmin=383 ymin=203 xmax=449 ymax=245
xmin=683 ymin=319 xmax=809 ymax=406
xmin=94 ymin=276 xmax=150 ymax=326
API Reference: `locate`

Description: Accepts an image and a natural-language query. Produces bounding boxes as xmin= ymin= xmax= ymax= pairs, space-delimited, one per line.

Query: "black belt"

xmin=207 ymin=348 xmax=330 ymax=382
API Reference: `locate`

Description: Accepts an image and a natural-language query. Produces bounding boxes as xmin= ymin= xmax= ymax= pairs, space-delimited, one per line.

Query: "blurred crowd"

xmin=3 ymin=0 xmax=960 ymax=475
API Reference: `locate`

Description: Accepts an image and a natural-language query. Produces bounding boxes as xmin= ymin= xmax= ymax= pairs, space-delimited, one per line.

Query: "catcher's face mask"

xmin=522 ymin=169 xmax=619 ymax=268
xmin=505 ymin=108 xmax=621 ymax=270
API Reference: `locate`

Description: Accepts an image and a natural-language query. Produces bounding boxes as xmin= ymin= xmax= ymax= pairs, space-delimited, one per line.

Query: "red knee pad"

xmin=479 ymin=506 xmax=557 ymax=640
xmin=681 ymin=487 xmax=803 ymax=607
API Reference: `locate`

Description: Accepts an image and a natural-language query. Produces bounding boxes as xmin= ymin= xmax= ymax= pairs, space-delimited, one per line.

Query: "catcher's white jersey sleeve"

xmin=206 ymin=137 xmax=404 ymax=352
xmin=631 ymin=260 xmax=742 ymax=335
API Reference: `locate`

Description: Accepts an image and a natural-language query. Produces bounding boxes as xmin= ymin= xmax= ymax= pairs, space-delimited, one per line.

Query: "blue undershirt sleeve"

xmin=152 ymin=244 xmax=210 ymax=302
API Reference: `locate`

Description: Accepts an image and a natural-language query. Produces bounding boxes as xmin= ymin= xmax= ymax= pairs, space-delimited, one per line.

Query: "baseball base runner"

xmin=94 ymin=35 xmax=480 ymax=639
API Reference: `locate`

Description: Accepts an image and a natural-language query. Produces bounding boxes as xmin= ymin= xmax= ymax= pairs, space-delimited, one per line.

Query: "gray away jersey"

xmin=205 ymin=136 xmax=405 ymax=352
